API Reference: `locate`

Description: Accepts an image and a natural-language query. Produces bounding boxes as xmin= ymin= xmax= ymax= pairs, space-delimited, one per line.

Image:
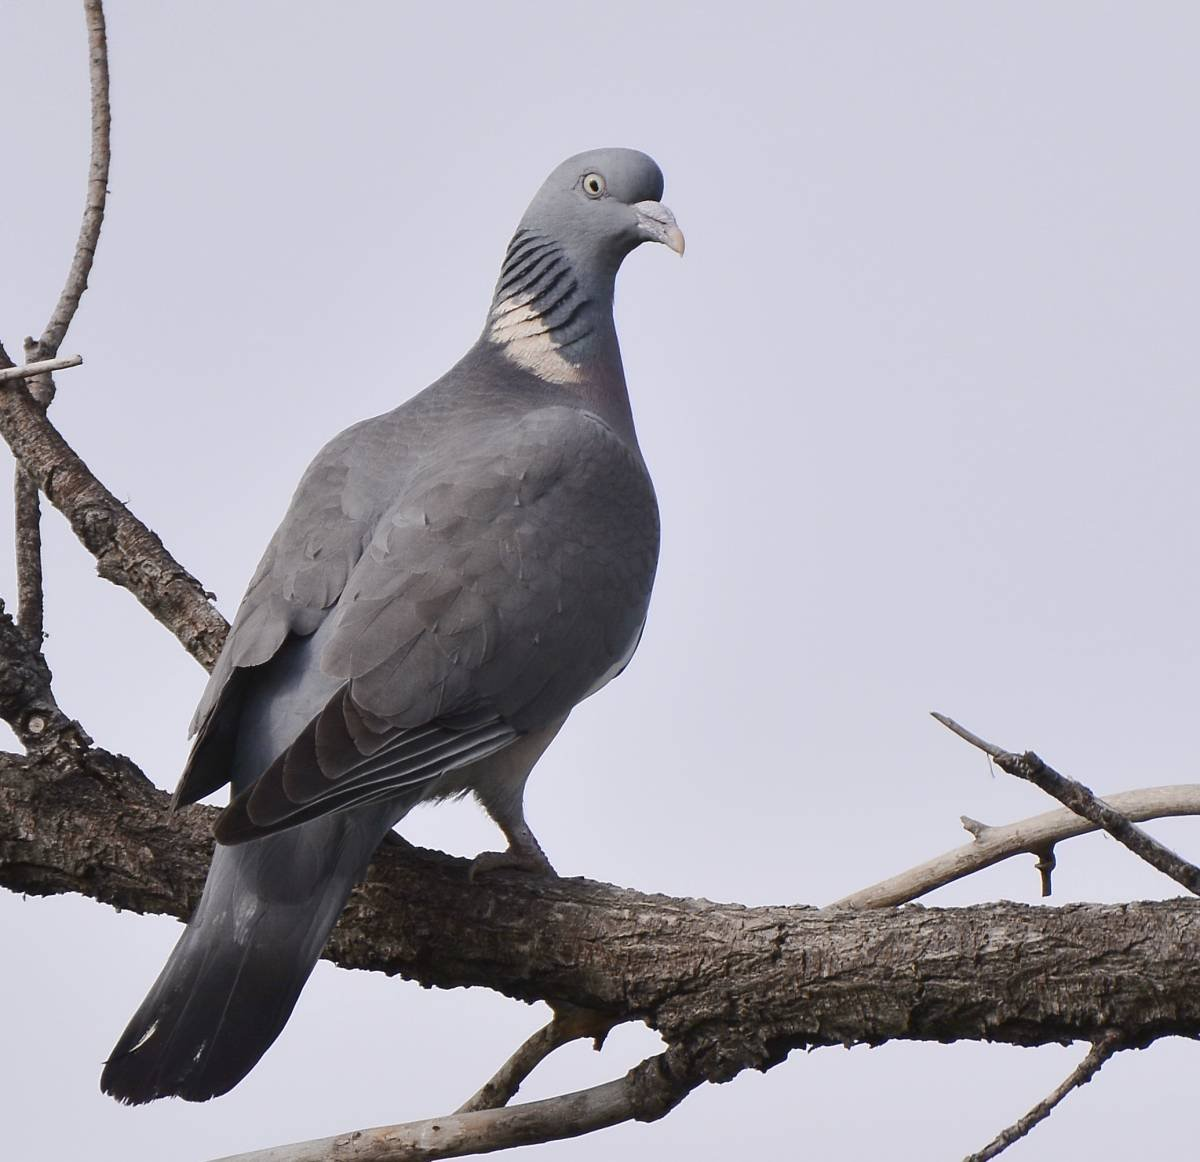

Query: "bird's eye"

xmin=581 ymin=172 xmax=606 ymax=199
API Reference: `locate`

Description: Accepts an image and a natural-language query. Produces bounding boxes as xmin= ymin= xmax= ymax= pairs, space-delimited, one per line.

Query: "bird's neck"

xmin=483 ymin=229 xmax=633 ymax=430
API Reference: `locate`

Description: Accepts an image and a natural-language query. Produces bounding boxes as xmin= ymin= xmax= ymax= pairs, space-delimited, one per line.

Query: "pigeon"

xmin=100 ymin=147 xmax=682 ymax=1104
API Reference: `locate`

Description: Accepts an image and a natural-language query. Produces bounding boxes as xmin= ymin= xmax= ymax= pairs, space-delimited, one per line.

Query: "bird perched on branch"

xmin=101 ymin=148 xmax=683 ymax=1104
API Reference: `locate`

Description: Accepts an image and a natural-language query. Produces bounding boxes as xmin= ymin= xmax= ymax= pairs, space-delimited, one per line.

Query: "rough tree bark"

xmin=5 ymin=737 xmax=1200 ymax=1064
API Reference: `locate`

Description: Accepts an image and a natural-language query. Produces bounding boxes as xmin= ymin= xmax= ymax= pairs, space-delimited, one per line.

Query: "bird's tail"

xmin=100 ymin=808 xmax=388 ymax=1104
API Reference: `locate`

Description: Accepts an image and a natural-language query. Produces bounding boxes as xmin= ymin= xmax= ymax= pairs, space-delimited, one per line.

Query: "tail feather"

xmin=101 ymin=807 xmax=391 ymax=1104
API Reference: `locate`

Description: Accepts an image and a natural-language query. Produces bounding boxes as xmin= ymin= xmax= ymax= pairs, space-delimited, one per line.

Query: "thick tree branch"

xmin=934 ymin=713 xmax=1200 ymax=896
xmin=964 ymin=1033 xmax=1123 ymax=1162
xmin=212 ymin=1052 xmax=696 ymax=1162
xmin=832 ymin=784 xmax=1200 ymax=909
xmin=4 ymin=740 xmax=1200 ymax=1081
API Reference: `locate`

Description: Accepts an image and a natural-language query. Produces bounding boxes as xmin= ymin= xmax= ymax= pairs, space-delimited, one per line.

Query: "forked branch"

xmin=458 ymin=1005 xmax=619 ymax=1114
xmin=933 ymin=713 xmax=1200 ymax=896
xmin=212 ymin=1052 xmax=696 ymax=1162
xmin=832 ymin=784 xmax=1200 ymax=909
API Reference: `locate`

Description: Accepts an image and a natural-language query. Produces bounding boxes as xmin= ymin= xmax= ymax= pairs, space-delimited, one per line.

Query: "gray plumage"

xmin=100 ymin=148 xmax=682 ymax=1104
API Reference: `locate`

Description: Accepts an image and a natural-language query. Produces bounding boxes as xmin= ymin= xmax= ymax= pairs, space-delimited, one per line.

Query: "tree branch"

xmin=963 ymin=1033 xmax=1123 ymax=1162
xmin=0 ymin=1 xmax=224 ymax=671
xmin=0 ymin=355 xmax=84 ymax=384
xmin=33 ymin=0 xmax=111 ymax=363
xmin=4 ymin=734 xmax=1200 ymax=1076
xmin=458 ymin=1006 xmax=618 ymax=1114
xmin=10 ymin=0 xmax=109 ymax=650
xmin=831 ymin=784 xmax=1200 ymax=909
xmin=0 ymin=379 xmax=228 ymax=668
xmin=0 ymin=598 xmax=89 ymax=753
xmin=211 ymin=1052 xmax=696 ymax=1162
xmin=13 ymin=340 xmax=49 ymax=644
xmin=14 ymin=463 xmax=44 ymax=643
xmin=934 ymin=713 xmax=1200 ymax=896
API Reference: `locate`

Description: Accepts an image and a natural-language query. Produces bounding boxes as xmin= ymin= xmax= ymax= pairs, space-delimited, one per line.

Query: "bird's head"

xmin=518 ymin=147 xmax=685 ymax=266
xmin=486 ymin=149 xmax=682 ymax=386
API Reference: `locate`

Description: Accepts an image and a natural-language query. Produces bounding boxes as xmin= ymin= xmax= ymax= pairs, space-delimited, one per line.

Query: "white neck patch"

xmin=488 ymin=291 xmax=582 ymax=385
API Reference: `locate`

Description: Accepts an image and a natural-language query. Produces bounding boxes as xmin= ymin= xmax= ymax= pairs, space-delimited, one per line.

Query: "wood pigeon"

xmin=100 ymin=147 xmax=682 ymax=1104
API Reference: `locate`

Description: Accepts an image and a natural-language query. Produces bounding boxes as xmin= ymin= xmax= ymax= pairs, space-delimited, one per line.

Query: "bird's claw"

xmin=468 ymin=846 xmax=557 ymax=882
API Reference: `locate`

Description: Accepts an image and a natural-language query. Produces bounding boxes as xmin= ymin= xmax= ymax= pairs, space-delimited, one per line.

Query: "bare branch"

xmin=211 ymin=1052 xmax=696 ymax=1162
xmin=6 ymin=731 xmax=1200 ymax=1072
xmin=0 ymin=355 xmax=83 ymax=384
xmin=0 ymin=379 xmax=228 ymax=668
xmin=34 ymin=0 xmax=111 ymax=361
xmin=13 ymin=342 xmax=49 ymax=643
xmin=831 ymin=784 xmax=1200 ymax=909
xmin=933 ymin=713 xmax=1200 ymax=896
xmin=963 ymin=1034 xmax=1123 ymax=1162
xmin=13 ymin=469 xmax=43 ymax=642
xmin=458 ymin=1006 xmax=618 ymax=1114
xmin=0 ymin=598 xmax=88 ymax=752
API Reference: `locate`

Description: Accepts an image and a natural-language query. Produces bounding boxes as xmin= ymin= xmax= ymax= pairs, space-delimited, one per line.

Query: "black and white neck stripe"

xmin=487 ymin=229 xmax=596 ymax=383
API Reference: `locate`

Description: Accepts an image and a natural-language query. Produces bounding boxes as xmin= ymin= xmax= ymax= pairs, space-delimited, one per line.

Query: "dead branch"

xmin=0 ymin=355 xmax=83 ymax=383
xmin=934 ymin=713 xmax=1200 ymax=896
xmin=832 ymin=784 xmax=1200 ymax=908
xmin=458 ymin=1006 xmax=618 ymax=1114
xmin=0 ymin=3 xmax=223 ymax=669
xmin=211 ymin=1052 xmax=696 ymax=1162
xmin=32 ymin=0 xmax=111 ymax=363
xmin=14 ymin=0 xmax=110 ymax=646
xmin=963 ymin=1033 xmax=1123 ymax=1162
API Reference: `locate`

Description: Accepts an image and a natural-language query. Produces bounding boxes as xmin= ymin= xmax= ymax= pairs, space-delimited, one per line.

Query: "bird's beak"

xmin=633 ymin=201 xmax=685 ymax=256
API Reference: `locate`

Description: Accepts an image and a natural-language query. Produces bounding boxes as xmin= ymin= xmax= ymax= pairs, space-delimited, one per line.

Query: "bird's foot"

xmin=468 ymin=843 xmax=557 ymax=882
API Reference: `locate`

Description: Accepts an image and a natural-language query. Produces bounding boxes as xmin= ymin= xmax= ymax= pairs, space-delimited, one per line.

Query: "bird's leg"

xmin=469 ymin=796 xmax=557 ymax=880
xmin=467 ymin=721 xmax=565 ymax=880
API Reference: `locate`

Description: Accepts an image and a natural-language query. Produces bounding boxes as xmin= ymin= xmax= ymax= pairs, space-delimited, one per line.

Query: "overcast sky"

xmin=3 ymin=2 xmax=1199 ymax=1159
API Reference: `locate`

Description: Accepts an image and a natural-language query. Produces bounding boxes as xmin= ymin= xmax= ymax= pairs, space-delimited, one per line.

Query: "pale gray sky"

xmin=3 ymin=2 xmax=1199 ymax=1159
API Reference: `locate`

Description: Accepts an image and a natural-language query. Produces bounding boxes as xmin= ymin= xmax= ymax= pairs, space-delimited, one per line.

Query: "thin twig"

xmin=933 ymin=713 xmax=1200 ymax=897
xmin=963 ymin=1034 xmax=1123 ymax=1162
xmin=34 ymin=0 xmax=111 ymax=361
xmin=0 ymin=355 xmax=83 ymax=384
xmin=457 ymin=1006 xmax=618 ymax=1114
xmin=9 ymin=0 xmax=109 ymax=645
xmin=210 ymin=1052 xmax=696 ymax=1162
xmin=829 ymin=784 xmax=1200 ymax=909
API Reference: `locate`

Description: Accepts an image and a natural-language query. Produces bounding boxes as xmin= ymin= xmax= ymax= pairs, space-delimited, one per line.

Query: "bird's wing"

xmin=214 ymin=404 xmax=659 ymax=844
xmin=174 ymin=416 xmax=402 ymax=807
